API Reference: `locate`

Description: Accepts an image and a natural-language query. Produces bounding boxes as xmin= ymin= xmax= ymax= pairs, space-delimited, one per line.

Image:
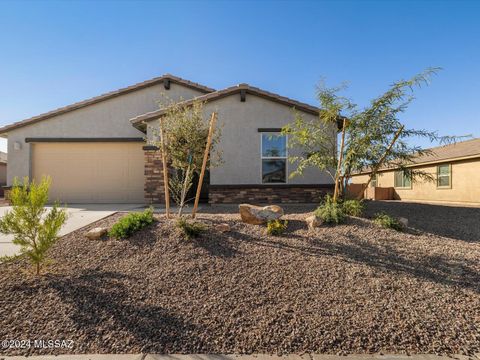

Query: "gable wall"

xmin=147 ymin=93 xmax=336 ymax=186
xmin=6 ymin=83 xmax=204 ymax=185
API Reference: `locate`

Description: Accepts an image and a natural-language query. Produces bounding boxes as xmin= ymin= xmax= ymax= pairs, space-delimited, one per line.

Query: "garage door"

xmin=32 ymin=142 xmax=144 ymax=203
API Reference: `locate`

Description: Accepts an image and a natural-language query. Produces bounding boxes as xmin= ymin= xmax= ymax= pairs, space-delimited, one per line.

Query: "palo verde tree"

xmin=0 ymin=177 xmax=67 ymax=275
xmin=284 ymin=68 xmax=462 ymax=202
xmin=156 ymin=100 xmax=221 ymax=215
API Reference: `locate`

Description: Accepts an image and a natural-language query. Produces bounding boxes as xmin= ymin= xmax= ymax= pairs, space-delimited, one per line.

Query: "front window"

xmin=394 ymin=170 xmax=412 ymax=189
xmin=370 ymin=174 xmax=378 ymax=187
xmin=261 ymin=133 xmax=287 ymax=183
xmin=437 ymin=164 xmax=451 ymax=188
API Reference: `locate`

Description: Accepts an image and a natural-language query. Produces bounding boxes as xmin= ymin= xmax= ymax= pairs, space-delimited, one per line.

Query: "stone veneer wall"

xmin=144 ymin=146 xmax=165 ymax=204
xmin=209 ymin=185 xmax=333 ymax=204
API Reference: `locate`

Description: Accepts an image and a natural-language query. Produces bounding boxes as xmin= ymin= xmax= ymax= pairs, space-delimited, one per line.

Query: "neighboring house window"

xmin=370 ymin=174 xmax=378 ymax=187
xmin=394 ymin=170 xmax=412 ymax=189
xmin=437 ymin=164 xmax=452 ymax=188
xmin=261 ymin=133 xmax=287 ymax=183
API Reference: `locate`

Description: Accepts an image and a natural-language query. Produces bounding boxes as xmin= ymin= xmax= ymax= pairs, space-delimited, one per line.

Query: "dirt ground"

xmin=0 ymin=205 xmax=479 ymax=356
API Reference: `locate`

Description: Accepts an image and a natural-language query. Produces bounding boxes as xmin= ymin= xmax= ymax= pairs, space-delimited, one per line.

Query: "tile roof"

xmin=354 ymin=138 xmax=480 ymax=174
xmin=411 ymin=137 xmax=480 ymax=164
xmin=0 ymin=74 xmax=215 ymax=134
xmin=130 ymin=83 xmax=321 ymax=126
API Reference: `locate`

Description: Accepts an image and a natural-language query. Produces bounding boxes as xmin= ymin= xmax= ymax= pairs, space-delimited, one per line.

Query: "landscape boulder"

xmin=85 ymin=227 xmax=108 ymax=240
xmin=306 ymin=214 xmax=323 ymax=230
xmin=398 ymin=217 xmax=409 ymax=228
xmin=215 ymin=223 xmax=231 ymax=232
xmin=239 ymin=204 xmax=284 ymax=225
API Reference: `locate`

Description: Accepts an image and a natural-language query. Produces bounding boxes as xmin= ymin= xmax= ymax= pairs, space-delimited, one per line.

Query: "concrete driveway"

xmin=0 ymin=204 xmax=142 ymax=257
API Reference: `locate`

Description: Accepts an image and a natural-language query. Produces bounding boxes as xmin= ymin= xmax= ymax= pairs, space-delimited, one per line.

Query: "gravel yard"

xmin=363 ymin=201 xmax=480 ymax=242
xmin=0 ymin=208 xmax=479 ymax=356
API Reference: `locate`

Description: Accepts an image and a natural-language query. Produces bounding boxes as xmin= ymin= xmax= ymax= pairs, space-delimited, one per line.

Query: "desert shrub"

xmin=373 ymin=212 xmax=404 ymax=231
xmin=314 ymin=195 xmax=346 ymax=225
xmin=0 ymin=177 xmax=67 ymax=275
xmin=342 ymin=199 xmax=364 ymax=217
xmin=176 ymin=216 xmax=206 ymax=240
xmin=267 ymin=219 xmax=288 ymax=236
xmin=109 ymin=207 xmax=155 ymax=239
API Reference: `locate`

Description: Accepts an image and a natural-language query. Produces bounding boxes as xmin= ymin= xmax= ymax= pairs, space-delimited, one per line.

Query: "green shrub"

xmin=314 ymin=195 xmax=346 ymax=225
xmin=342 ymin=199 xmax=365 ymax=217
xmin=176 ymin=216 xmax=206 ymax=240
xmin=0 ymin=177 xmax=67 ymax=275
xmin=266 ymin=219 xmax=288 ymax=236
xmin=109 ymin=207 xmax=155 ymax=239
xmin=373 ymin=212 xmax=404 ymax=231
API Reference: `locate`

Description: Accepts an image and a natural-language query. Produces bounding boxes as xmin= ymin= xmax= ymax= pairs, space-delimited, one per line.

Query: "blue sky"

xmin=0 ymin=0 xmax=479 ymax=153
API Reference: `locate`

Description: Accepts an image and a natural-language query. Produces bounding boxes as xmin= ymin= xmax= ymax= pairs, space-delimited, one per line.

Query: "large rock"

xmin=398 ymin=217 xmax=409 ymax=228
xmin=306 ymin=214 xmax=323 ymax=230
xmin=239 ymin=204 xmax=284 ymax=225
xmin=215 ymin=223 xmax=231 ymax=232
xmin=85 ymin=227 xmax=108 ymax=240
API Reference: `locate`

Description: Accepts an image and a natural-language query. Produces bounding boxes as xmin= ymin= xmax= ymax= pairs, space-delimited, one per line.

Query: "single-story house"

xmin=0 ymin=151 xmax=7 ymax=196
xmin=350 ymin=138 xmax=480 ymax=205
xmin=0 ymin=74 xmax=336 ymax=204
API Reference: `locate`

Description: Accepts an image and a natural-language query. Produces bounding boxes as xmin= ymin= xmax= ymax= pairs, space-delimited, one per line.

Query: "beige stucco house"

xmin=0 ymin=74 xmax=336 ymax=204
xmin=350 ymin=138 xmax=480 ymax=205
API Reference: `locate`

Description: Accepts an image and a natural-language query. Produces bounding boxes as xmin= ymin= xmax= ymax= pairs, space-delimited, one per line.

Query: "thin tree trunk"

xmin=356 ymin=125 xmax=405 ymax=200
xmin=333 ymin=118 xmax=347 ymax=203
xmin=178 ymin=164 xmax=191 ymax=216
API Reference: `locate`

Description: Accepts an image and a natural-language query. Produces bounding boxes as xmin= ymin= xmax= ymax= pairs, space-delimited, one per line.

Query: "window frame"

xmin=436 ymin=163 xmax=452 ymax=189
xmin=394 ymin=170 xmax=412 ymax=189
xmin=260 ymin=132 xmax=288 ymax=184
xmin=370 ymin=174 xmax=378 ymax=188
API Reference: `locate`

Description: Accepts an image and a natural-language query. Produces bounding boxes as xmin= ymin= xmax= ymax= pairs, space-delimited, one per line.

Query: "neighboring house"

xmin=350 ymin=138 xmax=480 ymax=204
xmin=0 ymin=74 xmax=336 ymax=204
xmin=0 ymin=152 xmax=7 ymax=196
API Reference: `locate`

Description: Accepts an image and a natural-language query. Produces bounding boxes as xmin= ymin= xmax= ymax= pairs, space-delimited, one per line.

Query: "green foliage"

xmin=0 ymin=177 xmax=67 ymax=275
xmin=154 ymin=100 xmax=222 ymax=215
xmin=283 ymin=69 xmax=465 ymax=198
xmin=266 ymin=219 xmax=288 ymax=236
xmin=314 ymin=195 xmax=346 ymax=225
xmin=175 ymin=216 xmax=206 ymax=240
xmin=342 ymin=199 xmax=364 ymax=217
xmin=108 ymin=207 xmax=155 ymax=239
xmin=373 ymin=212 xmax=404 ymax=232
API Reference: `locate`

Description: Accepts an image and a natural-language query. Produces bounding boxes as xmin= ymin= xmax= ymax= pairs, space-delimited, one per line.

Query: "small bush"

xmin=315 ymin=195 xmax=346 ymax=225
xmin=0 ymin=176 xmax=67 ymax=275
xmin=373 ymin=212 xmax=404 ymax=231
xmin=109 ymin=207 xmax=155 ymax=239
xmin=176 ymin=216 xmax=206 ymax=240
xmin=266 ymin=219 xmax=288 ymax=236
xmin=342 ymin=199 xmax=364 ymax=217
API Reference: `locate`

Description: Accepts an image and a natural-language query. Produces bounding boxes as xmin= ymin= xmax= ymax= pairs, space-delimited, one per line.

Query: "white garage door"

xmin=32 ymin=142 xmax=144 ymax=204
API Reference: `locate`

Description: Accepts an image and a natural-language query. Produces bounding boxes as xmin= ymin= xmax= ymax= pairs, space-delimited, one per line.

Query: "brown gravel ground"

xmin=0 ymin=207 xmax=479 ymax=357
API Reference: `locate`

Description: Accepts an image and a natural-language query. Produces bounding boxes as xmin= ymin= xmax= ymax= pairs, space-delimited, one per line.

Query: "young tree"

xmin=284 ymin=68 xmax=462 ymax=202
xmin=155 ymin=100 xmax=221 ymax=215
xmin=0 ymin=177 xmax=67 ymax=275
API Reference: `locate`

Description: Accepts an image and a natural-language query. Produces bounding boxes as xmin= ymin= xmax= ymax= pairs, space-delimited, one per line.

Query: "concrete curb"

xmin=1 ymin=354 xmax=479 ymax=360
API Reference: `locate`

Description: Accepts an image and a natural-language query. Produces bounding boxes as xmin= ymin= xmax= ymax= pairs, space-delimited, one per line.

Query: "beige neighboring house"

xmin=350 ymin=138 xmax=480 ymax=205
xmin=0 ymin=74 xmax=337 ymax=204
xmin=0 ymin=151 xmax=7 ymax=189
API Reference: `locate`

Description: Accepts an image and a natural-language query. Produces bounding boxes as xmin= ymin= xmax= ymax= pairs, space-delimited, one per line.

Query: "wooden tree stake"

xmin=159 ymin=120 xmax=170 ymax=218
xmin=192 ymin=112 xmax=217 ymax=219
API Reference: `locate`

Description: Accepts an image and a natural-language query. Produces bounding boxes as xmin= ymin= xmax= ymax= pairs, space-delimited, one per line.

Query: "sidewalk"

xmin=2 ymin=354 xmax=479 ymax=360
